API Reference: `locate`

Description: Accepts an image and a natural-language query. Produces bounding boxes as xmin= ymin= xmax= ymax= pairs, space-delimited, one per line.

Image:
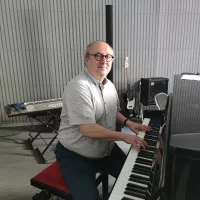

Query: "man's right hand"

xmin=122 ymin=134 xmax=148 ymax=152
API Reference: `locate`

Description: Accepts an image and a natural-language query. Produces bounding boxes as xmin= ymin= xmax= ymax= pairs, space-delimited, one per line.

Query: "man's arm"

xmin=78 ymin=123 xmax=124 ymax=141
xmin=116 ymin=112 xmax=137 ymax=128
xmin=78 ymin=123 xmax=148 ymax=151
xmin=116 ymin=112 xmax=151 ymax=135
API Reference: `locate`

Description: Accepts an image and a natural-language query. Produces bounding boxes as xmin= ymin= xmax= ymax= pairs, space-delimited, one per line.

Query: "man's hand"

xmin=122 ymin=134 xmax=148 ymax=152
xmin=126 ymin=120 xmax=151 ymax=135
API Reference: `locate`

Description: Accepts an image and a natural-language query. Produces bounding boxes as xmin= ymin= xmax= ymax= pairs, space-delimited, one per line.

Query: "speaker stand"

xmin=139 ymin=102 xmax=144 ymax=121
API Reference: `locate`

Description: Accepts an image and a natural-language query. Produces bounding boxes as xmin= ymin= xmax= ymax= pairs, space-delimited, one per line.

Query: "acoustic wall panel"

xmin=1 ymin=0 xmax=200 ymax=125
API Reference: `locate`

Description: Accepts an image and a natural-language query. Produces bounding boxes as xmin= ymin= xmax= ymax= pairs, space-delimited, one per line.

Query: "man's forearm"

xmin=116 ymin=112 xmax=127 ymax=125
xmin=116 ymin=112 xmax=138 ymax=129
xmin=78 ymin=123 xmax=125 ymax=141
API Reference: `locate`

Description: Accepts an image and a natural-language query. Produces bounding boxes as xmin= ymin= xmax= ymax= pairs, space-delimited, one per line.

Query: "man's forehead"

xmin=89 ymin=42 xmax=113 ymax=53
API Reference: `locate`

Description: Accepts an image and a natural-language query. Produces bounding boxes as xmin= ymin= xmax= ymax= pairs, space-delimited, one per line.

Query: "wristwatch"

xmin=123 ymin=118 xmax=130 ymax=127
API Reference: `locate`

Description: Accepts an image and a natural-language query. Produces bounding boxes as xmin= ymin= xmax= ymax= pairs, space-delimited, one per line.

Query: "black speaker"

xmin=140 ymin=77 xmax=169 ymax=106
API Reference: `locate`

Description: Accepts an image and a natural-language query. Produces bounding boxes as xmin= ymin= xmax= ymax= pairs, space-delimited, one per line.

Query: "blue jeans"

xmin=55 ymin=142 xmax=126 ymax=200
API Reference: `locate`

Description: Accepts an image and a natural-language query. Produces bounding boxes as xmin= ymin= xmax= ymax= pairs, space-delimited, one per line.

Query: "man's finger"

xmin=132 ymin=128 xmax=139 ymax=135
xmin=133 ymin=143 xmax=140 ymax=152
xmin=139 ymin=141 xmax=147 ymax=150
xmin=135 ymin=130 xmax=139 ymax=135
xmin=138 ymin=138 xmax=148 ymax=148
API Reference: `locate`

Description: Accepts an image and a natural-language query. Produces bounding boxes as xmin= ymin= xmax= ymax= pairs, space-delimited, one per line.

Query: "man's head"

xmin=84 ymin=41 xmax=114 ymax=82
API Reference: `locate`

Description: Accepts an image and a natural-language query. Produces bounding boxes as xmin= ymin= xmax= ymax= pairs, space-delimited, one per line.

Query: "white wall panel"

xmin=1 ymin=0 xmax=200 ymax=124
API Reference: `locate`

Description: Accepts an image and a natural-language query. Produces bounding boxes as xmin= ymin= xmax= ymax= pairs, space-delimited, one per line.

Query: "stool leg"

xmin=102 ymin=173 xmax=109 ymax=200
xmin=32 ymin=190 xmax=51 ymax=200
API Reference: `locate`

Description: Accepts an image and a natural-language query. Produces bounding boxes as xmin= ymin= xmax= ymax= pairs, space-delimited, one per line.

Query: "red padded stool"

xmin=31 ymin=161 xmax=109 ymax=200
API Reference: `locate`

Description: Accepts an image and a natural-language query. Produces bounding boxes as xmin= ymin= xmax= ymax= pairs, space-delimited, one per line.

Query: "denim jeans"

xmin=55 ymin=141 xmax=126 ymax=200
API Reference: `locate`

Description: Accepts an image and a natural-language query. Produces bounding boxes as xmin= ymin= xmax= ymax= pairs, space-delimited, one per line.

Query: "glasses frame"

xmin=86 ymin=53 xmax=115 ymax=62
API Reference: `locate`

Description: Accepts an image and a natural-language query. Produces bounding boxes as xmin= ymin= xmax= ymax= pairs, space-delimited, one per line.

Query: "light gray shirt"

xmin=57 ymin=68 xmax=120 ymax=158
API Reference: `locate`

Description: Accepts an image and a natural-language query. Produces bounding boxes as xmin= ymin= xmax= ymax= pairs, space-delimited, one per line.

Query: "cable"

xmin=27 ymin=114 xmax=50 ymax=146
xmin=1 ymin=137 xmax=27 ymax=144
xmin=0 ymin=130 xmax=22 ymax=138
xmin=0 ymin=130 xmax=28 ymax=144
xmin=0 ymin=113 xmax=55 ymax=147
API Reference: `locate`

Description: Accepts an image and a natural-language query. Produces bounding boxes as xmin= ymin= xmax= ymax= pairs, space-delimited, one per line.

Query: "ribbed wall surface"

xmin=1 ymin=0 xmax=200 ymax=124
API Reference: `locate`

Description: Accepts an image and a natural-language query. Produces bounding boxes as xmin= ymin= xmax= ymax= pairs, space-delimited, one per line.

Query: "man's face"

xmin=85 ymin=42 xmax=114 ymax=82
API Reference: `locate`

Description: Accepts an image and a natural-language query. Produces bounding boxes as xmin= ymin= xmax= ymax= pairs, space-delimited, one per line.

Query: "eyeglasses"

xmin=86 ymin=53 xmax=115 ymax=62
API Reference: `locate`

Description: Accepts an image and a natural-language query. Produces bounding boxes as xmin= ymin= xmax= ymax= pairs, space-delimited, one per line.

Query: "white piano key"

xmin=137 ymin=118 xmax=150 ymax=139
xmin=137 ymin=156 xmax=153 ymax=161
xmin=114 ymin=175 xmax=148 ymax=189
xmin=108 ymin=118 xmax=156 ymax=200
xmin=109 ymin=193 xmax=145 ymax=200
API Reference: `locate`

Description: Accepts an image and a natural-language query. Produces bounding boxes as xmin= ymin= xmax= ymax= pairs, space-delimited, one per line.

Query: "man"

xmin=55 ymin=41 xmax=151 ymax=200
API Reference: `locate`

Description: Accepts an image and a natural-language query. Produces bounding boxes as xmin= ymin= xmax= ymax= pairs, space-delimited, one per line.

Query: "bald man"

xmin=55 ymin=41 xmax=150 ymax=200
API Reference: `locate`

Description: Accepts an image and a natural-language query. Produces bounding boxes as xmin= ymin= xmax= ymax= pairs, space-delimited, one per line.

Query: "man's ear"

xmin=84 ymin=56 xmax=88 ymax=64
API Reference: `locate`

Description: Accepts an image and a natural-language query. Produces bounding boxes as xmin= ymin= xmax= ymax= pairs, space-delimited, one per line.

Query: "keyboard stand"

xmin=24 ymin=110 xmax=61 ymax=164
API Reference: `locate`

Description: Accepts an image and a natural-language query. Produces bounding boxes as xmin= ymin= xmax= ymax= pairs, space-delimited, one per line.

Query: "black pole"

xmin=106 ymin=5 xmax=113 ymax=82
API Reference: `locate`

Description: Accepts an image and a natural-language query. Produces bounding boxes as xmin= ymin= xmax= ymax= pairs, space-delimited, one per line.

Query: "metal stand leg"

xmin=24 ymin=117 xmax=55 ymax=150
xmin=26 ymin=112 xmax=60 ymax=164
xmin=102 ymin=173 xmax=109 ymax=200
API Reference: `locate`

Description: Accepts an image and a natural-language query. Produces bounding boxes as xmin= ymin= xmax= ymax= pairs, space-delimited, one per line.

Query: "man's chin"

xmin=100 ymin=70 xmax=109 ymax=76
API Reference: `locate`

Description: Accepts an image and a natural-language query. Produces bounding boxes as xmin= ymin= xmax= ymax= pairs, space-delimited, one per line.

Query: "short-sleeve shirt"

xmin=57 ymin=68 xmax=120 ymax=158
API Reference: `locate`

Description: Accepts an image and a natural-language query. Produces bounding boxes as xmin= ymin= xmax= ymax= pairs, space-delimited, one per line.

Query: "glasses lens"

xmin=105 ymin=54 xmax=113 ymax=61
xmin=95 ymin=54 xmax=103 ymax=61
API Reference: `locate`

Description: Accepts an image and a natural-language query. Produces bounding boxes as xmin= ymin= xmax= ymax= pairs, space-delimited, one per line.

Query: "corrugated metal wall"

xmin=1 ymin=0 xmax=200 ymax=125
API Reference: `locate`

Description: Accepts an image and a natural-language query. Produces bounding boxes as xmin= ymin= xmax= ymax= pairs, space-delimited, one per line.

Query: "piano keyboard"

xmin=24 ymin=98 xmax=63 ymax=113
xmin=109 ymin=118 xmax=161 ymax=200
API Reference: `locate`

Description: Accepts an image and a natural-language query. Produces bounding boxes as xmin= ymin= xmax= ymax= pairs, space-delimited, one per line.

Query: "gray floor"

xmin=0 ymin=127 xmax=56 ymax=200
xmin=0 ymin=126 xmax=133 ymax=200
xmin=0 ymin=126 xmax=189 ymax=200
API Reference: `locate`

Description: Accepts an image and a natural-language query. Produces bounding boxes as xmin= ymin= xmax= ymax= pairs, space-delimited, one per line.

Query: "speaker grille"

xmin=140 ymin=78 xmax=169 ymax=106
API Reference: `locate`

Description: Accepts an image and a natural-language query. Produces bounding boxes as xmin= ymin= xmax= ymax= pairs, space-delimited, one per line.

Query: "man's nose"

xmin=100 ymin=56 xmax=107 ymax=63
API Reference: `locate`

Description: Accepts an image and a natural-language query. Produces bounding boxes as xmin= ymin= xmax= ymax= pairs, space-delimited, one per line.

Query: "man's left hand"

xmin=126 ymin=120 xmax=151 ymax=135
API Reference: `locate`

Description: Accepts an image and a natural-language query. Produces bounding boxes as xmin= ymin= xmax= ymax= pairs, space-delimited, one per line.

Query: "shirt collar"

xmin=84 ymin=68 xmax=108 ymax=86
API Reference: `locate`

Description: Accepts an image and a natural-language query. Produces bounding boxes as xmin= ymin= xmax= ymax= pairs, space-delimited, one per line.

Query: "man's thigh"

xmin=98 ymin=143 xmax=126 ymax=179
xmin=55 ymin=143 xmax=100 ymax=200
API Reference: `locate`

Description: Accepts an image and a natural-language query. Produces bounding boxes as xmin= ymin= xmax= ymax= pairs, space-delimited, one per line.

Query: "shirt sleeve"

xmin=63 ymin=81 xmax=96 ymax=125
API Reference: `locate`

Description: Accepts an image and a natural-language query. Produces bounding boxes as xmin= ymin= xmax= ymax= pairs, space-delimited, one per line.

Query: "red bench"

xmin=31 ymin=161 xmax=109 ymax=200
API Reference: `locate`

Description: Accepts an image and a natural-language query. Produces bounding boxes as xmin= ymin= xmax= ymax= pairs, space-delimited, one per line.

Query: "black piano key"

xmin=140 ymin=149 xmax=154 ymax=154
xmin=137 ymin=153 xmax=154 ymax=159
xmin=144 ymin=138 xmax=157 ymax=143
xmin=133 ymin=165 xmax=151 ymax=174
xmin=144 ymin=135 xmax=158 ymax=140
xmin=138 ymin=151 xmax=154 ymax=157
xmin=121 ymin=197 xmax=135 ymax=200
xmin=144 ymin=137 xmax=157 ymax=142
xmin=125 ymin=186 xmax=147 ymax=196
xmin=136 ymin=158 xmax=153 ymax=166
xmin=134 ymin=165 xmax=151 ymax=173
xmin=144 ymin=140 xmax=157 ymax=146
xmin=138 ymin=152 xmax=154 ymax=158
xmin=132 ymin=168 xmax=150 ymax=176
xmin=150 ymin=130 xmax=159 ymax=134
xmin=136 ymin=157 xmax=153 ymax=164
xmin=129 ymin=177 xmax=149 ymax=185
xmin=144 ymin=138 xmax=158 ymax=143
xmin=140 ymin=146 xmax=156 ymax=152
xmin=146 ymin=134 xmax=158 ymax=138
xmin=124 ymin=189 xmax=146 ymax=199
xmin=147 ymin=129 xmax=159 ymax=134
xmin=150 ymin=127 xmax=159 ymax=130
xmin=147 ymin=146 xmax=156 ymax=151
xmin=130 ymin=174 xmax=149 ymax=181
xmin=127 ymin=182 xmax=147 ymax=190
xmin=151 ymin=120 xmax=161 ymax=124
